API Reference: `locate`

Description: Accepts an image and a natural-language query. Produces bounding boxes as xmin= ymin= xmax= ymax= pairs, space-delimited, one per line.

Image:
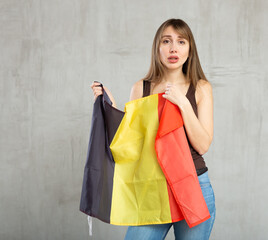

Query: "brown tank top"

xmin=143 ymin=80 xmax=208 ymax=176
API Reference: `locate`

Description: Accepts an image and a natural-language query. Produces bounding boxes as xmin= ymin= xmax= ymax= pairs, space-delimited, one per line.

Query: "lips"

xmin=168 ymin=55 xmax=179 ymax=60
xmin=167 ymin=55 xmax=179 ymax=63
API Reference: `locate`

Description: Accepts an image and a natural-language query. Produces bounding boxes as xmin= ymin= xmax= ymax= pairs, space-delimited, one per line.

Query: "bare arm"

xmin=180 ymin=80 xmax=214 ymax=155
xmin=103 ymin=86 xmax=117 ymax=108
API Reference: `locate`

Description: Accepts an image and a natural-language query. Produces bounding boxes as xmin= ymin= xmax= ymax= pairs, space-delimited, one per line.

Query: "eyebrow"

xmin=161 ymin=35 xmax=184 ymax=39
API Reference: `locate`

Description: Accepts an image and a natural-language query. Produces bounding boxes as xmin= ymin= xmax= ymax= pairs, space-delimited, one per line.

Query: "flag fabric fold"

xmin=155 ymin=94 xmax=211 ymax=227
xmin=80 ymin=87 xmax=210 ymax=228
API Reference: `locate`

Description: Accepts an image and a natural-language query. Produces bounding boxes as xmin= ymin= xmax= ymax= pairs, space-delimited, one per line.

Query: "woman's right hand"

xmin=90 ymin=81 xmax=103 ymax=101
xmin=90 ymin=81 xmax=117 ymax=108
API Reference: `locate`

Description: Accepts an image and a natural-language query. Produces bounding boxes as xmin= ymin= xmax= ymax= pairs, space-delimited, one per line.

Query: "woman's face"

xmin=159 ymin=25 xmax=190 ymax=71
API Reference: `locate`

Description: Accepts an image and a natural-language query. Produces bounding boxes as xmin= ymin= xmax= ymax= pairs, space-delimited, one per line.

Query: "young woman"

xmin=91 ymin=18 xmax=216 ymax=240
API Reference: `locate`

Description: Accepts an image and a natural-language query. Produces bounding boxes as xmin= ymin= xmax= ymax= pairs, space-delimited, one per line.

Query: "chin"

xmin=165 ymin=64 xmax=182 ymax=71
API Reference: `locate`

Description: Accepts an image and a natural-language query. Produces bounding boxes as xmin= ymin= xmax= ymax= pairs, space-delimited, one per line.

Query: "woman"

xmin=91 ymin=18 xmax=216 ymax=240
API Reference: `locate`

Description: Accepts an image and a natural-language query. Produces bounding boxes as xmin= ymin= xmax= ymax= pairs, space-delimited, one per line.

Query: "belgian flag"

xmin=80 ymin=84 xmax=210 ymax=228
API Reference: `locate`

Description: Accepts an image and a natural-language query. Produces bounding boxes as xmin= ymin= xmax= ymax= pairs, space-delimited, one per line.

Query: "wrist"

xmin=177 ymin=97 xmax=191 ymax=112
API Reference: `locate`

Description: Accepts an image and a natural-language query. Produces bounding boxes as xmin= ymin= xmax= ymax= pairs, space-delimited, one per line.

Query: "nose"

xmin=169 ymin=43 xmax=177 ymax=53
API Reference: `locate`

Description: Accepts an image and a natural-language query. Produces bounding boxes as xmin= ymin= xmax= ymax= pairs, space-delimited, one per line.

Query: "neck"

xmin=162 ymin=68 xmax=187 ymax=85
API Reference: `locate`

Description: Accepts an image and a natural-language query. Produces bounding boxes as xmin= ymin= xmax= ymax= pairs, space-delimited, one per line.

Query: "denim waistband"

xmin=197 ymin=170 xmax=211 ymax=184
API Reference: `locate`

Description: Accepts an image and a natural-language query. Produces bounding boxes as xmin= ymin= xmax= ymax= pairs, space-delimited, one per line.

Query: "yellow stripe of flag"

xmin=110 ymin=94 xmax=172 ymax=225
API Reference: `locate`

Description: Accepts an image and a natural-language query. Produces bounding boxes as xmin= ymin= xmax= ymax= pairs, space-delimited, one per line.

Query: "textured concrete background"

xmin=0 ymin=0 xmax=267 ymax=239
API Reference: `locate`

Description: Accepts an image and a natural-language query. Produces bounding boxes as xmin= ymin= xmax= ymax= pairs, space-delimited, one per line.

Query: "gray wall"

xmin=1 ymin=0 xmax=267 ymax=239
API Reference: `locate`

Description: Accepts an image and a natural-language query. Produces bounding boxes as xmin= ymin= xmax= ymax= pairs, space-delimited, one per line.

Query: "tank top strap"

xmin=186 ymin=81 xmax=194 ymax=96
xmin=186 ymin=81 xmax=198 ymax=117
xmin=143 ymin=80 xmax=151 ymax=97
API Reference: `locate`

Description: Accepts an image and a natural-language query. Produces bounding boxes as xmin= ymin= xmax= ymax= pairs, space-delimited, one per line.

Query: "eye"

xmin=179 ymin=40 xmax=185 ymax=44
xmin=162 ymin=39 xmax=170 ymax=44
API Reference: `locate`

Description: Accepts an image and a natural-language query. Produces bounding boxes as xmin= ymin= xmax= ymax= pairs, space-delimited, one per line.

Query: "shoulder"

xmin=196 ymin=79 xmax=213 ymax=105
xmin=129 ymin=79 xmax=144 ymax=101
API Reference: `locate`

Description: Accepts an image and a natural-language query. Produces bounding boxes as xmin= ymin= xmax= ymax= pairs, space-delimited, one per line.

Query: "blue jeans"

xmin=124 ymin=171 xmax=216 ymax=240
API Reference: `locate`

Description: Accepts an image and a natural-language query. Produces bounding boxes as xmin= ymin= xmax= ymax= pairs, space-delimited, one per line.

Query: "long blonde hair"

xmin=142 ymin=18 xmax=208 ymax=89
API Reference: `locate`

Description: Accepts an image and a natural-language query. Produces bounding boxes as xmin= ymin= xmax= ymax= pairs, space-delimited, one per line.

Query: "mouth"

xmin=167 ymin=56 xmax=179 ymax=63
xmin=168 ymin=56 xmax=179 ymax=60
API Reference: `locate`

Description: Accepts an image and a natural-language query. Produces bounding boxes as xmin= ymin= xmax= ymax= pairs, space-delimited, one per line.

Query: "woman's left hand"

xmin=162 ymin=83 xmax=189 ymax=109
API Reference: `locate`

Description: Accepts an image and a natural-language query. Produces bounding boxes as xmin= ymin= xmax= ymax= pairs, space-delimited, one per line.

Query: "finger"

xmin=91 ymin=82 xmax=102 ymax=88
xmin=91 ymin=81 xmax=98 ymax=87
xmin=94 ymin=90 xmax=103 ymax=95
xmin=91 ymin=85 xmax=102 ymax=91
xmin=92 ymin=86 xmax=102 ymax=91
xmin=94 ymin=81 xmax=102 ymax=88
xmin=165 ymin=88 xmax=170 ymax=94
xmin=93 ymin=81 xmax=101 ymax=86
xmin=93 ymin=91 xmax=103 ymax=97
